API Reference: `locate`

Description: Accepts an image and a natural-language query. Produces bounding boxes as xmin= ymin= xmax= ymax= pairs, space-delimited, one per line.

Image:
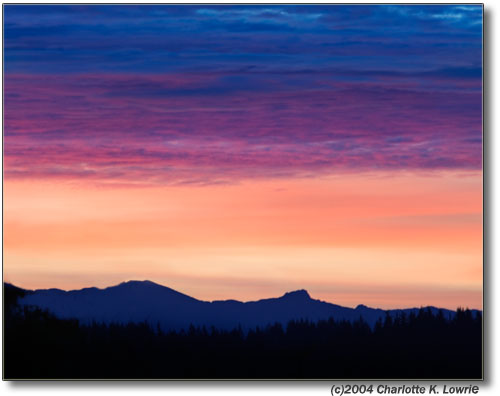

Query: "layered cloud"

xmin=4 ymin=5 xmax=482 ymax=184
xmin=4 ymin=72 xmax=482 ymax=184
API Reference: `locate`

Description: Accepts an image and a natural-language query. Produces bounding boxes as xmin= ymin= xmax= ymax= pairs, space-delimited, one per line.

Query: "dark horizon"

xmin=4 ymin=281 xmax=482 ymax=379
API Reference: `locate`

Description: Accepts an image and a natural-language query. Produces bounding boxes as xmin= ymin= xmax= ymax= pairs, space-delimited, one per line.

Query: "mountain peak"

xmin=118 ymin=280 xmax=159 ymax=288
xmin=281 ymin=289 xmax=311 ymax=300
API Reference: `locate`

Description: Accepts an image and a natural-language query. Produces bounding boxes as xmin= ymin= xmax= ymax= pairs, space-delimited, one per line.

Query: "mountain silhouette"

xmin=14 ymin=280 xmax=474 ymax=332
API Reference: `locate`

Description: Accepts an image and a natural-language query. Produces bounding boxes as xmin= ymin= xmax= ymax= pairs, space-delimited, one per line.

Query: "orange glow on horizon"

xmin=4 ymin=170 xmax=482 ymax=310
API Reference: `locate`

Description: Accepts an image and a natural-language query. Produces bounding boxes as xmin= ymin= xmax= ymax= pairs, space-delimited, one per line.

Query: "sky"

xmin=3 ymin=4 xmax=483 ymax=309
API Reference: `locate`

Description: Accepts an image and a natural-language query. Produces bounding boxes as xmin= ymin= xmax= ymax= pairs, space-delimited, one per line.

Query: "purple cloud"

xmin=4 ymin=72 xmax=481 ymax=184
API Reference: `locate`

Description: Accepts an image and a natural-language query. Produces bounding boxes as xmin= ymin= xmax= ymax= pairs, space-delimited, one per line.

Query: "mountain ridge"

xmin=8 ymin=280 xmax=480 ymax=332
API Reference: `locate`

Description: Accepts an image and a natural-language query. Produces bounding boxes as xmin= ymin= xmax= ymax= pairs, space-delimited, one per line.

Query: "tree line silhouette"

xmin=4 ymin=283 xmax=482 ymax=379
